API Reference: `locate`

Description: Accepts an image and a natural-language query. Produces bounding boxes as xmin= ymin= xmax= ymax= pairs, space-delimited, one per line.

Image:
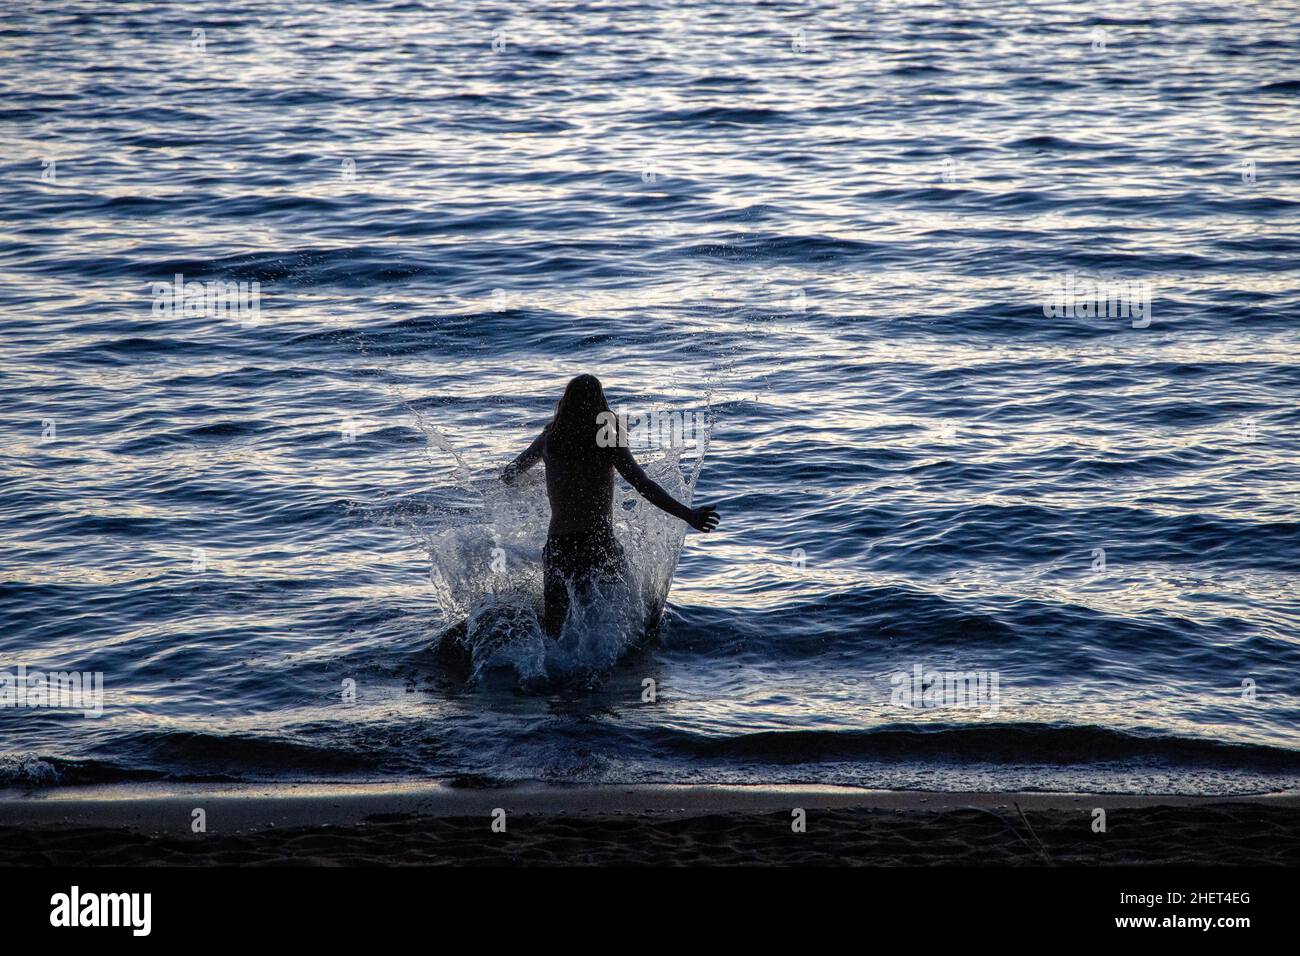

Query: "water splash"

xmin=349 ymin=331 xmax=716 ymax=685
xmin=406 ymin=406 xmax=712 ymax=688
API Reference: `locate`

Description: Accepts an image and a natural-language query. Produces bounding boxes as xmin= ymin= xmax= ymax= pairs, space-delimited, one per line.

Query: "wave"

xmin=10 ymin=722 xmax=1296 ymax=790
xmin=640 ymin=105 xmax=786 ymax=126
xmin=3 ymin=756 xmax=155 ymax=787
xmin=663 ymin=724 xmax=1300 ymax=771
xmin=0 ymin=732 xmax=380 ymax=787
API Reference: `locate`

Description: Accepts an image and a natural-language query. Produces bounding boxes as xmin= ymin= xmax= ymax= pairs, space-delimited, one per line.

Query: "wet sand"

xmin=1 ymin=783 xmax=1296 ymax=866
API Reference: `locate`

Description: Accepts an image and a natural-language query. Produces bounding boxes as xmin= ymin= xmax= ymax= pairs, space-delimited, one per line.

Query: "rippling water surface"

xmin=3 ymin=0 xmax=1299 ymax=793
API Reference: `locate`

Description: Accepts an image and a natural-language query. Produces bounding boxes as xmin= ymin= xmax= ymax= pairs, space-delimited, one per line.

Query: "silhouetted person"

xmin=502 ymin=375 xmax=719 ymax=637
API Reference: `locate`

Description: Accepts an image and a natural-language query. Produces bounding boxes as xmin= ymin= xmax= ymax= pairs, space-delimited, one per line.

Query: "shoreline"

xmin=3 ymin=781 xmax=1298 ymax=834
xmin=2 ymin=783 xmax=1298 ymax=865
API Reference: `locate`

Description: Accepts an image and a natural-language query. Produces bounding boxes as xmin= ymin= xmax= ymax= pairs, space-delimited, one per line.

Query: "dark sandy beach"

xmin=2 ymin=785 xmax=1295 ymax=866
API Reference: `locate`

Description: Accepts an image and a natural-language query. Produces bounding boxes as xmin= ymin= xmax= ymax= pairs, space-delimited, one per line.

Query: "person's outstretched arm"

xmin=500 ymin=426 xmax=548 ymax=485
xmin=613 ymin=446 xmax=720 ymax=532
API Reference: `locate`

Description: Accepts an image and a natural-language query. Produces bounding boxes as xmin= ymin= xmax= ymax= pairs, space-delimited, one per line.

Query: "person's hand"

xmin=687 ymin=505 xmax=720 ymax=533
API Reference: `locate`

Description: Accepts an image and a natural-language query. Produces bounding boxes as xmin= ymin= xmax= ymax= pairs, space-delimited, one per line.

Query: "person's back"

xmin=501 ymin=374 xmax=719 ymax=637
xmin=542 ymin=442 xmax=615 ymax=535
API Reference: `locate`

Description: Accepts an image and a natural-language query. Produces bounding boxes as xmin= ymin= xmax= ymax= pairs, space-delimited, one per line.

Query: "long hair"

xmin=545 ymin=374 xmax=618 ymax=459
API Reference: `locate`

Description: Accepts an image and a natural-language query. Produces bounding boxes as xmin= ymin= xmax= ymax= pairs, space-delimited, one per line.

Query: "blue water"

xmin=3 ymin=0 xmax=1299 ymax=795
